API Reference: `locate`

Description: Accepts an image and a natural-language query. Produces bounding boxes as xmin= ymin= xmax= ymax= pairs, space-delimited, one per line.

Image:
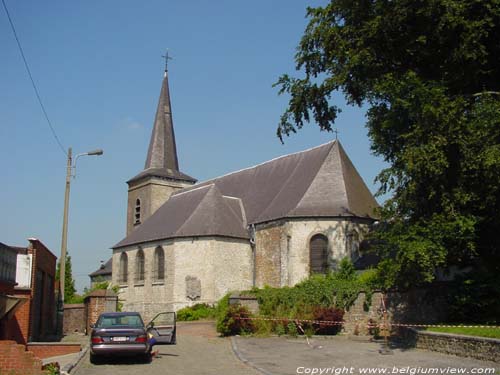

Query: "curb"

xmin=230 ymin=336 xmax=274 ymax=375
xmin=64 ymin=345 xmax=89 ymax=375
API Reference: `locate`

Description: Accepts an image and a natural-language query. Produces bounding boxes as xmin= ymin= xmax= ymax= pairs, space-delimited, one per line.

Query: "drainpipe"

xmin=249 ymin=224 xmax=256 ymax=287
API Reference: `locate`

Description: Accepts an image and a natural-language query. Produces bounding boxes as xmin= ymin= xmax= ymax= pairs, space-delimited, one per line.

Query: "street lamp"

xmin=59 ymin=147 xmax=103 ymax=305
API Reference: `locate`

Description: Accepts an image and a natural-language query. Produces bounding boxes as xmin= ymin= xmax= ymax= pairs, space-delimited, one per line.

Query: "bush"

xmin=177 ymin=303 xmax=216 ymax=321
xmin=312 ymin=306 xmax=344 ymax=335
xmin=216 ymin=304 xmax=255 ymax=336
xmin=286 ymin=321 xmax=298 ymax=337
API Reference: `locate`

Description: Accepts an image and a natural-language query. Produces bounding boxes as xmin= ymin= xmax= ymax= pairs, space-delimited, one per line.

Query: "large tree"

xmin=276 ymin=0 xmax=500 ymax=289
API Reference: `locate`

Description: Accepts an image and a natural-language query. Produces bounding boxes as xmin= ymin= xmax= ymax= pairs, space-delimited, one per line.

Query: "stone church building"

xmin=112 ymin=67 xmax=379 ymax=319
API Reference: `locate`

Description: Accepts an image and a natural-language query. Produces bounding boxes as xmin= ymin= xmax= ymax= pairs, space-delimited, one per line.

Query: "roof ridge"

xmin=200 ymin=139 xmax=337 ymax=184
xmin=254 ymin=141 xmax=336 ymax=223
xmin=222 ymin=195 xmax=247 ymax=227
xmin=173 ymin=183 xmax=214 ymax=197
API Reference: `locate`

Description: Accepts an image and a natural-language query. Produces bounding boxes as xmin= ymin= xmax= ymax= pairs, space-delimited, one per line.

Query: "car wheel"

xmin=142 ymin=353 xmax=152 ymax=363
xmin=89 ymin=353 xmax=100 ymax=365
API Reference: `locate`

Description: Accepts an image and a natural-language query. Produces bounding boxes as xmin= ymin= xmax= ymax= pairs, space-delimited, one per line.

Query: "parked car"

xmin=146 ymin=312 xmax=177 ymax=345
xmin=90 ymin=312 xmax=151 ymax=364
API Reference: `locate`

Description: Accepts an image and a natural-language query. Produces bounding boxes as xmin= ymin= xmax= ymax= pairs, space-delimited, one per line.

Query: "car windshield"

xmin=96 ymin=314 xmax=144 ymax=328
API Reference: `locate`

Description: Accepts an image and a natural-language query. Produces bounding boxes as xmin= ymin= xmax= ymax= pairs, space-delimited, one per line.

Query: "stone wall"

xmin=63 ymin=304 xmax=85 ymax=334
xmin=255 ymin=217 xmax=372 ymax=288
xmin=229 ymin=294 xmax=260 ymax=315
xmin=126 ymin=178 xmax=193 ymax=235
xmin=115 ymin=237 xmax=253 ymax=322
xmin=403 ymin=328 xmax=499 ymax=363
xmin=343 ymin=289 xmax=449 ymax=335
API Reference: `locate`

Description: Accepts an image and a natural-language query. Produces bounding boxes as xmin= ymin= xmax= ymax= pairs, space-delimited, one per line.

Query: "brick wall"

xmin=0 ymin=340 xmax=43 ymax=375
xmin=7 ymin=290 xmax=31 ymax=344
xmin=63 ymin=304 xmax=85 ymax=334
xmin=84 ymin=291 xmax=117 ymax=334
xmin=28 ymin=239 xmax=57 ymax=341
xmin=26 ymin=343 xmax=81 ymax=359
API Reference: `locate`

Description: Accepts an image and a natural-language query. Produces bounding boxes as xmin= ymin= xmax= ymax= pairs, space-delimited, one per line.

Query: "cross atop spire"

xmin=162 ymin=49 xmax=173 ymax=73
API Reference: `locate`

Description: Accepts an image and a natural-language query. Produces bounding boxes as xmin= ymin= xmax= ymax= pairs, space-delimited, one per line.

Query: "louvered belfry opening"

xmin=310 ymin=234 xmax=329 ymax=274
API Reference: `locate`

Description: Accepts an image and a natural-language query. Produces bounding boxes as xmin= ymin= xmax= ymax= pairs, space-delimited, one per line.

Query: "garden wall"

xmin=403 ymin=328 xmax=499 ymax=363
xmin=341 ymin=288 xmax=449 ymax=335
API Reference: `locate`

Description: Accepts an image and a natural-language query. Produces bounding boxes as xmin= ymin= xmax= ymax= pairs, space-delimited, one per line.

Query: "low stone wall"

xmin=229 ymin=294 xmax=259 ymax=315
xmin=26 ymin=342 xmax=81 ymax=359
xmin=63 ymin=303 xmax=85 ymax=335
xmin=404 ymin=328 xmax=499 ymax=363
xmin=343 ymin=289 xmax=448 ymax=335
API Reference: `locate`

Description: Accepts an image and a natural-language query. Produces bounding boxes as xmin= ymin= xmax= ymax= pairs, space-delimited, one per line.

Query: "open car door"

xmin=146 ymin=312 xmax=176 ymax=345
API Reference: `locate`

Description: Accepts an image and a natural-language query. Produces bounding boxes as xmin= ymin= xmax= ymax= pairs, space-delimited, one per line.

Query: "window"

xmin=119 ymin=252 xmax=128 ymax=284
xmin=135 ymin=248 xmax=145 ymax=283
xmin=154 ymin=246 xmax=165 ymax=281
xmin=310 ymin=234 xmax=329 ymax=274
xmin=134 ymin=199 xmax=141 ymax=225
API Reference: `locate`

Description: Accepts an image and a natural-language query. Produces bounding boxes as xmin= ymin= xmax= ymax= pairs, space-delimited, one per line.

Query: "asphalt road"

xmin=73 ymin=321 xmax=258 ymax=375
xmin=73 ymin=321 xmax=498 ymax=375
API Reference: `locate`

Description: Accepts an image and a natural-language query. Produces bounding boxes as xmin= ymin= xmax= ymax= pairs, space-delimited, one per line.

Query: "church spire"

xmin=144 ymin=69 xmax=179 ymax=171
xmin=127 ymin=62 xmax=196 ymax=185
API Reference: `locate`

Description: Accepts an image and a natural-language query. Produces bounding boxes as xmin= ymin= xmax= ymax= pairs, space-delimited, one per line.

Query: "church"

xmin=111 ymin=66 xmax=379 ymax=320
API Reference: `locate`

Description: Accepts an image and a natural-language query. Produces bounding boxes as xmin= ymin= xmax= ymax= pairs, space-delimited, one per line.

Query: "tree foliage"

xmin=276 ymin=0 xmax=500 ymax=288
xmin=56 ymin=251 xmax=76 ymax=303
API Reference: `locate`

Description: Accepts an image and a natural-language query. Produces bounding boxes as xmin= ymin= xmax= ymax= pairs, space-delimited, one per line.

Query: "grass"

xmin=425 ymin=325 xmax=500 ymax=339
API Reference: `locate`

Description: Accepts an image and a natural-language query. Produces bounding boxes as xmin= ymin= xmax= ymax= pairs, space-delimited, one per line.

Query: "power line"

xmin=1 ymin=0 xmax=67 ymax=156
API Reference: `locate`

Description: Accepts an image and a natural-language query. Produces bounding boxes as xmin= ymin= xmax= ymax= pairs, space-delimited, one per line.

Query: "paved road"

xmin=73 ymin=323 xmax=498 ymax=375
xmin=74 ymin=321 xmax=258 ymax=375
xmin=233 ymin=336 xmax=499 ymax=375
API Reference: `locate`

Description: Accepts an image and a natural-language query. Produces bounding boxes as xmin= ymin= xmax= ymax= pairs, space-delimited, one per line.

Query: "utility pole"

xmin=59 ymin=147 xmax=103 ymax=306
xmin=59 ymin=147 xmax=72 ymax=304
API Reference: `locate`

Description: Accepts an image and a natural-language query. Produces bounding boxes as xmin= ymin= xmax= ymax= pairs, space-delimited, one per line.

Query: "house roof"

xmin=114 ymin=140 xmax=379 ymax=249
xmin=127 ymin=71 xmax=196 ymax=184
xmin=89 ymin=257 xmax=112 ymax=277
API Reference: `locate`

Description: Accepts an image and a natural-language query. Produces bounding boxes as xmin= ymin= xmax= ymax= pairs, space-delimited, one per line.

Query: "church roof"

xmin=128 ymin=71 xmax=196 ymax=184
xmin=89 ymin=257 xmax=112 ymax=278
xmin=114 ymin=140 xmax=379 ymax=249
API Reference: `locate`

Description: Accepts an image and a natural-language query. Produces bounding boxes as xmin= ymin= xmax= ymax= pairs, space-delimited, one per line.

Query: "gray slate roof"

xmin=128 ymin=71 xmax=196 ymax=184
xmin=114 ymin=140 xmax=378 ymax=249
xmin=89 ymin=257 xmax=112 ymax=277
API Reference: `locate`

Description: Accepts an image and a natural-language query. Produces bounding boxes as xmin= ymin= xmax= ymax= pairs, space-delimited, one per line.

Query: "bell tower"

xmin=126 ymin=63 xmax=196 ymax=235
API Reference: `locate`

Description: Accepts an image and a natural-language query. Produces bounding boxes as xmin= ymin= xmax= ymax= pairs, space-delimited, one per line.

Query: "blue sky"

xmin=1 ymin=0 xmax=387 ymax=292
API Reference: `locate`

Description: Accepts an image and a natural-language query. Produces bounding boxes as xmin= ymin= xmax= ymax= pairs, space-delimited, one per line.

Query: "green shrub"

xmin=177 ymin=303 xmax=216 ymax=321
xmin=275 ymin=322 xmax=286 ymax=336
xmin=216 ymin=304 xmax=254 ymax=336
xmin=286 ymin=321 xmax=298 ymax=337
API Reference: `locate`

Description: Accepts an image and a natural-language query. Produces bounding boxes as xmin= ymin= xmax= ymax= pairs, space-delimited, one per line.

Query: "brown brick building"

xmin=2 ymin=239 xmax=57 ymax=344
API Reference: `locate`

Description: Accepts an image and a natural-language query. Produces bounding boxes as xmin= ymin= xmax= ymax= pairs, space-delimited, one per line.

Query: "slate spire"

xmin=144 ymin=69 xmax=179 ymax=171
xmin=127 ymin=68 xmax=196 ymax=184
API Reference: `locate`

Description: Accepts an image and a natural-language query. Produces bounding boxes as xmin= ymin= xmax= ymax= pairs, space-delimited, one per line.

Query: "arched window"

xmin=154 ymin=246 xmax=165 ymax=281
xmin=310 ymin=234 xmax=329 ymax=274
xmin=134 ymin=199 xmax=141 ymax=225
xmin=135 ymin=248 xmax=145 ymax=283
xmin=119 ymin=252 xmax=128 ymax=284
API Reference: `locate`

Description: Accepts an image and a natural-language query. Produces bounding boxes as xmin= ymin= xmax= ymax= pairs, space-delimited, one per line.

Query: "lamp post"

xmin=59 ymin=147 xmax=103 ymax=305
